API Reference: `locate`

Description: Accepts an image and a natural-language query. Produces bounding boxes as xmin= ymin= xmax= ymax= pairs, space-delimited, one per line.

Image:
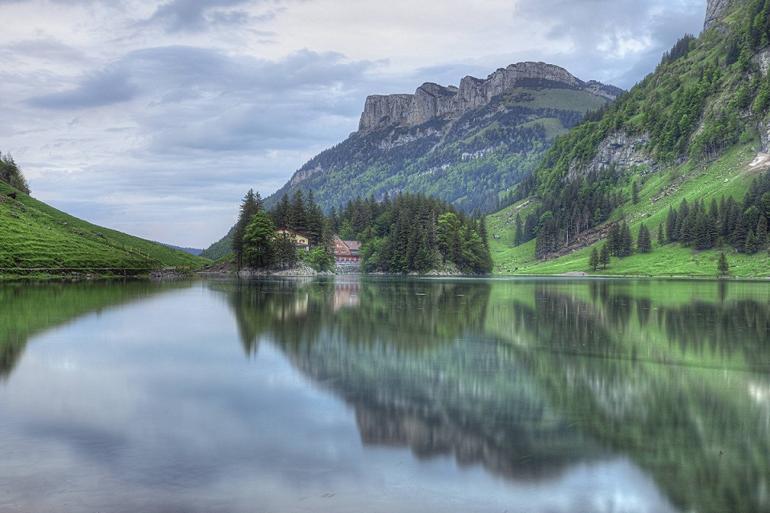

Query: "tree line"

xmin=330 ymin=194 xmax=492 ymax=274
xmin=232 ymin=189 xmax=334 ymax=272
xmin=231 ymin=190 xmax=492 ymax=275
xmin=586 ymin=172 xmax=770 ymax=272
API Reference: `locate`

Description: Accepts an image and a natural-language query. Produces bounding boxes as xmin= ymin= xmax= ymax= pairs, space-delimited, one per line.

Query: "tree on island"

xmin=243 ymin=211 xmax=276 ymax=269
xmin=717 ymin=252 xmax=730 ymax=277
xmin=233 ymin=189 xmax=263 ymax=269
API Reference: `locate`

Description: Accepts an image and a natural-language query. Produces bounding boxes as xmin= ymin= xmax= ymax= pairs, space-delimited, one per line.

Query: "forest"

xmin=231 ymin=190 xmax=492 ymax=275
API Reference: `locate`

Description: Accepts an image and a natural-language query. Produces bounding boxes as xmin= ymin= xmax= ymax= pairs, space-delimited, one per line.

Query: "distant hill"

xmin=204 ymin=62 xmax=621 ymax=258
xmin=488 ymin=0 xmax=770 ymax=277
xmin=0 ymin=179 xmax=206 ymax=275
xmin=162 ymin=244 xmax=204 ymax=256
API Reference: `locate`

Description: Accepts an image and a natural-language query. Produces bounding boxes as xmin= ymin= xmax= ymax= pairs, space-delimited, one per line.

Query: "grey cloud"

xmin=144 ymin=0 xmax=264 ymax=32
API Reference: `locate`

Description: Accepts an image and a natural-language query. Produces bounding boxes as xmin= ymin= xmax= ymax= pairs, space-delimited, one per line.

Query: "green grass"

xmin=0 ymin=181 xmax=207 ymax=275
xmin=488 ymin=144 xmax=770 ymax=278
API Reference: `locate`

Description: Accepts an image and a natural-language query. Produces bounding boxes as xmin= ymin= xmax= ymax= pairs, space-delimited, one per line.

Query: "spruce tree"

xmin=232 ymin=189 xmax=262 ymax=269
xmin=599 ymin=244 xmax=610 ymax=269
xmin=757 ymin=215 xmax=768 ymax=248
xmin=631 ymin=180 xmax=640 ymax=204
xmin=666 ymin=207 xmax=678 ymax=242
xmin=637 ymin=223 xmax=652 ymax=253
xmin=717 ymin=252 xmax=730 ymax=277
xmin=514 ymin=213 xmax=523 ymax=246
xmin=657 ymin=223 xmax=665 ymax=245
xmin=589 ymin=247 xmax=599 ymax=272
xmin=745 ymin=229 xmax=759 ymax=254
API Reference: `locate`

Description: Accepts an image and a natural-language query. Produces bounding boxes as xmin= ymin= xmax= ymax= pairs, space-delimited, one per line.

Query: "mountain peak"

xmin=358 ymin=62 xmax=621 ymax=132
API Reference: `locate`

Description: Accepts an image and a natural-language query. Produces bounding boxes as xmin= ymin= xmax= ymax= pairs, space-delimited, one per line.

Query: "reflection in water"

xmin=0 ymin=278 xmax=768 ymax=513
xmin=219 ymin=278 xmax=770 ymax=513
xmin=0 ymin=281 xmax=184 ymax=378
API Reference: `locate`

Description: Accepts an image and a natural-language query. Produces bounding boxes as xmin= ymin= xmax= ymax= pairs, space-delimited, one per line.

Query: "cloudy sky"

xmin=0 ymin=0 xmax=705 ymax=248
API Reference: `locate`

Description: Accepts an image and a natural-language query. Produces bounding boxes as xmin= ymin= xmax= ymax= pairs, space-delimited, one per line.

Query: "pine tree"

xmin=599 ymin=244 xmax=610 ymax=269
xmin=232 ymin=189 xmax=262 ymax=269
xmin=514 ymin=213 xmax=523 ymax=246
xmin=589 ymin=247 xmax=599 ymax=272
xmin=289 ymin=190 xmax=307 ymax=234
xmin=273 ymin=194 xmax=291 ymax=229
xmin=631 ymin=180 xmax=640 ymax=204
xmin=637 ymin=223 xmax=652 ymax=253
xmin=745 ymin=229 xmax=759 ymax=254
xmin=717 ymin=252 xmax=730 ymax=277
xmin=666 ymin=207 xmax=678 ymax=242
xmin=657 ymin=223 xmax=665 ymax=245
xmin=757 ymin=215 xmax=768 ymax=248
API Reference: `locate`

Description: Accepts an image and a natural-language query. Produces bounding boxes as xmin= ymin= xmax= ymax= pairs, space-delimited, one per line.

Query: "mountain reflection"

xmin=218 ymin=277 xmax=770 ymax=513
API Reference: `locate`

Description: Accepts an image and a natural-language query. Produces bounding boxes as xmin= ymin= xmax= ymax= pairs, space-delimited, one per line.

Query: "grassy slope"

xmin=488 ymin=144 xmax=770 ymax=277
xmin=0 ymin=181 xmax=206 ymax=273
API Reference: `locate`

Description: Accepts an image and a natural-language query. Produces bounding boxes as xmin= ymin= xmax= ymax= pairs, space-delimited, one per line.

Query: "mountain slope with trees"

xmin=203 ymin=63 xmax=620 ymax=258
xmin=489 ymin=0 xmax=770 ymax=277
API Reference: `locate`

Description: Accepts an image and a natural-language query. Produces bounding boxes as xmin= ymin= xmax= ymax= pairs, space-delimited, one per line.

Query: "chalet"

xmin=276 ymin=229 xmax=310 ymax=251
xmin=333 ymin=236 xmax=361 ymax=264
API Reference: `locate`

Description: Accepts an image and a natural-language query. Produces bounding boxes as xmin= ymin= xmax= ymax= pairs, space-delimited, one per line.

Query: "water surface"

xmin=0 ymin=278 xmax=768 ymax=513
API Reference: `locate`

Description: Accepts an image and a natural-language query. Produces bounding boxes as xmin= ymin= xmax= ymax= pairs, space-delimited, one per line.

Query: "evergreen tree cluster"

xmin=331 ymin=194 xmax=492 ymax=274
xmin=231 ymin=189 xmax=333 ymax=271
xmin=0 ymin=152 xmax=30 ymax=194
xmin=525 ymin=167 xmax=626 ymax=259
xmin=663 ymin=173 xmax=770 ymax=254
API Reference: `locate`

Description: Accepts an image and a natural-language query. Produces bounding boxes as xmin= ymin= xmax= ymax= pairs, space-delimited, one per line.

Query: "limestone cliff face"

xmin=704 ymin=0 xmax=736 ymax=30
xmin=358 ymin=62 xmax=621 ymax=132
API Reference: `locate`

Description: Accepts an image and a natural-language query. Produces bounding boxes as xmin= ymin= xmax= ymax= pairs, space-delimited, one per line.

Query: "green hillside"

xmin=0 ymin=180 xmax=206 ymax=277
xmin=490 ymin=0 xmax=770 ymax=278
xmin=489 ymin=145 xmax=770 ymax=277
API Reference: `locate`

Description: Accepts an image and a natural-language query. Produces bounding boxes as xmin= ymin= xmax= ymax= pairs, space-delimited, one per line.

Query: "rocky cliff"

xmin=359 ymin=62 xmax=622 ymax=132
xmin=704 ymin=0 xmax=737 ymax=30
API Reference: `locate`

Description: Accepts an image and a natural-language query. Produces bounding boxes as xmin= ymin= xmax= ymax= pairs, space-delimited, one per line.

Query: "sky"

xmin=0 ymin=0 xmax=706 ymax=248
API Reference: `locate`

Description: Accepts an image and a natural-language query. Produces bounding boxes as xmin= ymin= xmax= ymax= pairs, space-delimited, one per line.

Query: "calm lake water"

xmin=0 ymin=278 xmax=768 ymax=513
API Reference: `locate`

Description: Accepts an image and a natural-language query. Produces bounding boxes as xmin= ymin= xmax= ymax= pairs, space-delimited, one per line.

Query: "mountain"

xmin=162 ymin=244 xmax=204 ymax=256
xmin=488 ymin=0 xmax=770 ymax=276
xmin=273 ymin=62 xmax=620 ymax=213
xmin=0 ymin=177 xmax=206 ymax=276
xmin=203 ymin=62 xmax=621 ymax=259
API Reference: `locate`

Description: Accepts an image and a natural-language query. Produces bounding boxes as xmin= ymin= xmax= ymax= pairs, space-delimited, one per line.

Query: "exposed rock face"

xmin=567 ymin=131 xmax=656 ymax=180
xmin=704 ymin=0 xmax=736 ymax=30
xmin=358 ymin=62 xmax=621 ymax=132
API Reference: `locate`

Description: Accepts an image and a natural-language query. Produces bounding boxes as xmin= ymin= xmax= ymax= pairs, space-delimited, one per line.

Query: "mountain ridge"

xmin=203 ymin=61 xmax=620 ymax=259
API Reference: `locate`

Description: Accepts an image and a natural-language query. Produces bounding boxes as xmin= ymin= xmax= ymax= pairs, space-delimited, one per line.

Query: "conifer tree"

xmin=637 ymin=223 xmax=652 ymax=253
xmin=756 ymin=215 xmax=768 ymax=248
xmin=717 ymin=252 xmax=730 ymax=277
xmin=514 ymin=213 xmax=523 ymax=246
xmin=589 ymin=247 xmax=599 ymax=272
xmin=631 ymin=180 xmax=640 ymax=204
xmin=657 ymin=223 xmax=665 ymax=245
xmin=243 ymin=211 xmax=276 ymax=269
xmin=599 ymin=244 xmax=610 ymax=269
xmin=232 ymin=189 xmax=262 ymax=269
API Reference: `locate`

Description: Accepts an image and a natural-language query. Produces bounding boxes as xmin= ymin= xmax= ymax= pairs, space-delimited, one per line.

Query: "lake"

xmin=0 ymin=277 xmax=768 ymax=513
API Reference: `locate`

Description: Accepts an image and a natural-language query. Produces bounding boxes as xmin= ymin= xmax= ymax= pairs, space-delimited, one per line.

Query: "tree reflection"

xmin=0 ymin=282 xmax=186 ymax=379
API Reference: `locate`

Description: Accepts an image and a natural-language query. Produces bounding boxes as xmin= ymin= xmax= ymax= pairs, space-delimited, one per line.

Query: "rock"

xmin=357 ymin=62 xmax=622 ymax=132
xmin=753 ymin=47 xmax=770 ymax=77
xmin=567 ymin=131 xmax=656 ymax=181
xmin=704 ymin=0 xmax=736 ymax=31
